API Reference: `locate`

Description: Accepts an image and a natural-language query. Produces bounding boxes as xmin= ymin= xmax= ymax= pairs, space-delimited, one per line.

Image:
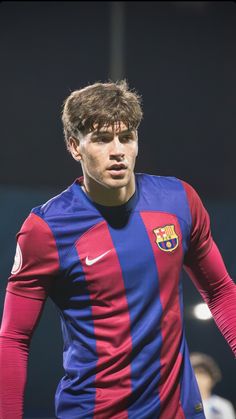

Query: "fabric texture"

xmin=0 ymin=174 xmax=235 ymax=419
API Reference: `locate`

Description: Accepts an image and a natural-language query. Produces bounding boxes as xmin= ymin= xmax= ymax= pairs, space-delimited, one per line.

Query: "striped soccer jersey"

xmin=7 ymin=173 xmax=212 ymax=419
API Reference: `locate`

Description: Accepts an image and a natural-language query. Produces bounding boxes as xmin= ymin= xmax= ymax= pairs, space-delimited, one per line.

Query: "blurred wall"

xmin=0 ymin=1 xmax=236 ymax=417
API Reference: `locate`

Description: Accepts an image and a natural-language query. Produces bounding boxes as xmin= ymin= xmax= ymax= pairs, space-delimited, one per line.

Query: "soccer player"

xmin=0 ymin=81 xmax=235 ymax=419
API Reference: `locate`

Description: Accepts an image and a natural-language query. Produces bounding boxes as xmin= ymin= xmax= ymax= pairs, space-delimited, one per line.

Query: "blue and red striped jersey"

xmin=7 ymin=174 xmax=213 ymax=418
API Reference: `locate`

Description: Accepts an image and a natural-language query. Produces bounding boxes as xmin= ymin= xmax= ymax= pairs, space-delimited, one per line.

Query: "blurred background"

xmin=0 ymin=1 xmax=235 ymax=417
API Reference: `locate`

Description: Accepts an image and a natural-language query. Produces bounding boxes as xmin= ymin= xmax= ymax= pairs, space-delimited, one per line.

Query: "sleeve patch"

xmin=11 ymin=243 xmax=23 ymax=275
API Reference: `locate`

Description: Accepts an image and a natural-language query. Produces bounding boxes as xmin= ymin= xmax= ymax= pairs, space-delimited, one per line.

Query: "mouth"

xmin=107 ymin=164 xmax=127 ymax=177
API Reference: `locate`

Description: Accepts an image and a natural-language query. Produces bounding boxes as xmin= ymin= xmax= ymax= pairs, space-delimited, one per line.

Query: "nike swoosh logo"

xmin=85 ymin=250 xmax=111 ymax=266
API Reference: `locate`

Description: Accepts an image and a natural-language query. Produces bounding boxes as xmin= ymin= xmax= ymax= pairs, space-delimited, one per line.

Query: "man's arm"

xmin=0 ymin=292 xmax=46 ymax=419
xmin=182 ymin=181 xmax=236 ymax=356
xmin=0 ymin=212 xmax=59 ymax=418
xmin=184 ymin=241 xmax=236 ymax=356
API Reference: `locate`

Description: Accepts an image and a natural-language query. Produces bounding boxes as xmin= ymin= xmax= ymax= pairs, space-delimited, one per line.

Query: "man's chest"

xmin=56 ymin=211 xmax=189 ymax=299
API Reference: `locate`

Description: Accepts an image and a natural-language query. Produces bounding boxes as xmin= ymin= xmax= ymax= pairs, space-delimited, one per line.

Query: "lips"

xmin=107 ymin=163 xmax=127 ymax=178
xmin=107 ymin=163 xmax=127 ymax=171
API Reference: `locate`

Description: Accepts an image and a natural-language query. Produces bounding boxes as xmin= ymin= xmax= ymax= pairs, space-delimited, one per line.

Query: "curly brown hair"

xmin=62 ymin=80 xmax=143 ymax=149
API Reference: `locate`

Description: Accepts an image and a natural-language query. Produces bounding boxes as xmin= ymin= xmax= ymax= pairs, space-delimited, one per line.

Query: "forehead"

xmin=91 ymin=121 xmax=129 ymax=134
xmin=194 ymin=367 xmax=211 ymax=377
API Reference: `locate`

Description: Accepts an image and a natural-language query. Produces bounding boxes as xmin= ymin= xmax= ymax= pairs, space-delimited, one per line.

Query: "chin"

xmin=105 ymin=178 xmax=129 ymax=189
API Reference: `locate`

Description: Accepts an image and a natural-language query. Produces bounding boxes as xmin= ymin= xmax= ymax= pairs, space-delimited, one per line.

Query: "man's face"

xmin=71 ymin=122 xmax=138 ymax=190
xmin=194 ymin=369 xmax=214 ymax=397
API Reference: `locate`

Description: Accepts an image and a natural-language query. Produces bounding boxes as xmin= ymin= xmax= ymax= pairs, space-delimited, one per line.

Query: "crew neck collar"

xmin=73 ymin=176 xmax=139 ymax=214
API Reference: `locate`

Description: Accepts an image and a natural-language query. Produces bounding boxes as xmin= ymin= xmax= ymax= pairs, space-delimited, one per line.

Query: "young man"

xmin=0 ymin=81 xmax=235 ymax=419
xmin=190 ymin=352 xmax=235 ymax=419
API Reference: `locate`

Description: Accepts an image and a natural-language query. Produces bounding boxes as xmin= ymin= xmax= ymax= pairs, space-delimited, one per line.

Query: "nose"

xmin=109 ymin=136 xmax=125 ymax=160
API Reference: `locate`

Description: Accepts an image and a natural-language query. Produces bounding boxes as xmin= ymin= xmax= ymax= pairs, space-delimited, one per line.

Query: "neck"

xmin=82 ymin=175 xmax=136 ymax=206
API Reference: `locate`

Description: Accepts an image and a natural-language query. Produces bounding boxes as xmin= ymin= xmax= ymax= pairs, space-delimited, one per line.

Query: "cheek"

xmin=83 ymin=151 xmax=104 ymax=172
xmin=131 ymin=144 xmax=138 ymax=162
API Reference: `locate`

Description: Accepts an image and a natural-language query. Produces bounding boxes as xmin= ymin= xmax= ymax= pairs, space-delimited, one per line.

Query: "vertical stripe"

xmin=54 ymin=244 xmax=97 ymax=419
xmin=108 ymin=212 xmax=163 ymax=418
xmin=140 ymin=212 xmax=185 ymax=419
xmin=76 ymin=221 xmax=132 ymax=419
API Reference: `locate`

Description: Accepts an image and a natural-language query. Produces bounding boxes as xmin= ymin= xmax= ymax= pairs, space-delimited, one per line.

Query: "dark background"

xmin=0 ymin=1 xmax=235 ymax=417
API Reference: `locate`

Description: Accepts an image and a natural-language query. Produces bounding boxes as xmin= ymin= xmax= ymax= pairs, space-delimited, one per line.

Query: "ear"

xmin=69 ymin=137 xmax=82 ymax=162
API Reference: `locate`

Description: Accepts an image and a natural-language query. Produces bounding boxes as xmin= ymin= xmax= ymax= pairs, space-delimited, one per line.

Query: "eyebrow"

xmin=91 ymin=129 xmax=135 ymax=138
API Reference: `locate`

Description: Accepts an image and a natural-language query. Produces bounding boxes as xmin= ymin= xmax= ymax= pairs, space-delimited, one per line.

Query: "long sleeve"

xmin=0 ymin=292 xmax=45 ymax=419
xmin=184 ymin=241 xmax=236 ymax=356
xmin=0 ymin=212 xmax=60 ymax=418
xmin=182 ymin=181 xmax=236 ymax=356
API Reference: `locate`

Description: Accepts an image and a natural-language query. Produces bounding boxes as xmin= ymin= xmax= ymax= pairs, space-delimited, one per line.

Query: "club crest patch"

xmin=11 ymin=242 xmax=23 ymax=275
xmin=153 ymin=224 xmax=179 ymax=252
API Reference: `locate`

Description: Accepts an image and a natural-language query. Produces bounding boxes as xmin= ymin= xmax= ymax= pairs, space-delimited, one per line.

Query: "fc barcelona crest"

xmin=153 ymin=224 xmax=179 ymax=252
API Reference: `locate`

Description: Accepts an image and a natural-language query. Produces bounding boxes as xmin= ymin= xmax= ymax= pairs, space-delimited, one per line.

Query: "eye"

xmin=98 ymin=136 xmax=111 ymax=143
xmin=92 ymin=136 xmax=111 ymax=144
xmin=120 ymin=134 xmax=134 ymax=143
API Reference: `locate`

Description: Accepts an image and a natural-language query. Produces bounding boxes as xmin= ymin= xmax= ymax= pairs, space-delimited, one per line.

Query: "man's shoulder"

xmin=210 ymin=394 xmax=235 ymax=408
xmin=31 ymin=182 xmax=76 ymax=220
xmin=136 ymin=173 xmax=186 ymax=191
xmin=135 ymin=173 xmax=193 ymax=221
